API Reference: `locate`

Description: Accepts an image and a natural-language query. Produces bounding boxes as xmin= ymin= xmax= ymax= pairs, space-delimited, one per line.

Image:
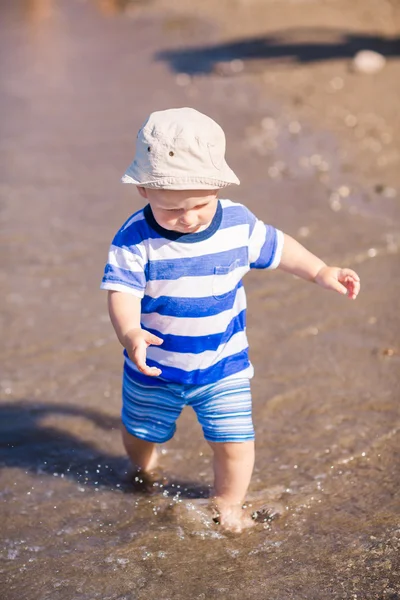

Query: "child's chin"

xmin=174 ymin=225 xmax=201 ymax=233
xmin=183 ymin=223 xmax=210 ymax=233
xmin=180 ymin=226 xmax=200 ymax=233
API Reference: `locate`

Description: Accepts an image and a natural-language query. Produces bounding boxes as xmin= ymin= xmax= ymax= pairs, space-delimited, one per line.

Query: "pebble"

xmin=214 ymin=59 xmax=244 ymax=76
xmin=352 ymin=50 xmax=386 ymax=74
xmin=261 ymin=117 xmax=277 ymax=132
xmin=288 ymin=121 xmax=301 ymax=134
xmin=175 ymin=73 xmax=191 ymax=87
xmin=299 ymin=326 xmax=319 ymax=337
xmin=345 ymin=114 xmax=358 ymax=128
xmin=329 ymin=192 xmax=342 ymax=212
xmin=297 ymin=226 xmax=310 ymax=238
xmin=381 ymin=348 xmax=397 ymax=357
xmin=330 ymin=77 xmax=344 ymax=91
xmin=310 ymin=154 xmax=323 ymax=166
xmin=268 ymin=161 xmax=286 ymax=178
xmin=317 ymin=160 xmax=330 ymax=172
xmin=383 ymin=187 xmax=397 ymax=198
xmin=385 ymin=234 xmax=398 ymax=253
xmin=338 ymin=185 xmax=351 ymax=198
xmin=330 ymin=200 xmax=341 ymax=212
xmin=229 ymin=59 xmax=244 ymax=73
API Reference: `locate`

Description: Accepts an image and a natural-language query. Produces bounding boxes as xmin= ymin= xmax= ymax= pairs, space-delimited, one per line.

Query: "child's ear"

xmin=137 ymin=186 xmax=148 ymax=199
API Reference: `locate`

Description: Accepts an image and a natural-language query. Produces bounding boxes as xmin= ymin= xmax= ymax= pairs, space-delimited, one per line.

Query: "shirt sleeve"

xmin=100 ymin=229 xmax=147 ymax=298
xmin=245 ymin=206 xmax=284 ymax=269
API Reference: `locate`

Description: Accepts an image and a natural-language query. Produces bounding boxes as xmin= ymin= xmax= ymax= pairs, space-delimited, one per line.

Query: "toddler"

xmin=101 ymin=107 xmax=360 ymax=532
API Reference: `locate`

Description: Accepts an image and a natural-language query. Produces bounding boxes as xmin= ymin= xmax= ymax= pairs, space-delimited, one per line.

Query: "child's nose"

xmin=179 ymin=211 xmax=197 ymax=226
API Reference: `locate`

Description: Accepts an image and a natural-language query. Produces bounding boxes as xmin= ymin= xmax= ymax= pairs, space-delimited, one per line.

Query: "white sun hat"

xmin=121 ymin=107 xmax=240 ymax=190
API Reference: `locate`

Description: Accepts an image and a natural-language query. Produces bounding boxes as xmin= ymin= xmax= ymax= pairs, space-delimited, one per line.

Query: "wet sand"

xmin=1 ymin=0 xmax=399 ymax=598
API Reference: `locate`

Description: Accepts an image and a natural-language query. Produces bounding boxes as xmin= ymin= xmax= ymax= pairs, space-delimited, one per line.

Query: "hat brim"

xmin=121 ymin=162 xmax=240 ymax=190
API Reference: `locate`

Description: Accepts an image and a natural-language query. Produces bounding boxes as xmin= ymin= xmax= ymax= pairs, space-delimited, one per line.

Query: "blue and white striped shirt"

xmin=101 ymin=199 xmax=284 ymax=385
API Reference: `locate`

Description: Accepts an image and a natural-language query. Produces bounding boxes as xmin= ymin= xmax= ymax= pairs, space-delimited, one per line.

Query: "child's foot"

xmin=212 ymin=502 xmax=256 ymax=533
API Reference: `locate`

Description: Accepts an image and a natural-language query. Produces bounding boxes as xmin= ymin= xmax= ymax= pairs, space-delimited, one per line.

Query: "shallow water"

xmin=1 ymin=1 xmax=399 ymax=598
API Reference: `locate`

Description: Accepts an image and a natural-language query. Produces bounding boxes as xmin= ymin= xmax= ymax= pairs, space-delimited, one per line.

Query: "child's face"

xmin=137 ymin=187 xmax=219 ymax=234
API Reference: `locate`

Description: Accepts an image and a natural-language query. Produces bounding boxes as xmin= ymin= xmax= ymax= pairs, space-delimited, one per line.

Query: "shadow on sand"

xmin=0 ymin=400 xmax=210 ymax=499
xmin=156 ymin=27 xmax=400 ymax=74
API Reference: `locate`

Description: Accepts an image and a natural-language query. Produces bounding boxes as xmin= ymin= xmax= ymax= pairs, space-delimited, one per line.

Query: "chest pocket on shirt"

xmin=212 ymin=259 xmax=243 ymax=300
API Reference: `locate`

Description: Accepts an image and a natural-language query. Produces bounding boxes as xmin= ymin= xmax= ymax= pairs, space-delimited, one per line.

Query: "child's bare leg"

xmin=208 ymin=440 xmax=255 ymax=532
xmin=121 ymin=426 xmax=158 ymax=472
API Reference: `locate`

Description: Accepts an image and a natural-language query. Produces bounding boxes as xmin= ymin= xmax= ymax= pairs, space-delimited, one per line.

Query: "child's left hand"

xmin=315 ymin=266 xmax=360 ymax=299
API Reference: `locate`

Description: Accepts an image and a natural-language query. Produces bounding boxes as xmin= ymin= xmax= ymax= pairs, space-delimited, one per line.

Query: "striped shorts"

xmin=122 ymin=365 xmax=254 ymax=444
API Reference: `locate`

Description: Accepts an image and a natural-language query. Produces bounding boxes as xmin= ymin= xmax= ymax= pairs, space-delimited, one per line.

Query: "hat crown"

xmin=122 ymin=107 xmax=239 ymax=190
xmin=140 ymin=107 xmax=225 ymax=147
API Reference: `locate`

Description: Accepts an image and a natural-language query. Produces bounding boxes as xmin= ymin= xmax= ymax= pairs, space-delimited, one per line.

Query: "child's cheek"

xmin=160 ymin=215 xmax=177 ymax=229
xmin=203 ymin=208 xmax=214 ymax=223
xmin=154 ymin=210 xmax=172 ymax=228
xmin=165 ymin=216 xmax=177 ymax=227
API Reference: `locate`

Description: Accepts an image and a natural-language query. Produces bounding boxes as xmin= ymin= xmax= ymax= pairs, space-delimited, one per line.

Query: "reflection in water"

xmin=95 ymin=0 xmax=125 ymax=15
xmin=21 ymin=0 xmax=69 ymax=94
xmin=23 ymin=0 xmax=148 ymax=20
xmin=93 ymin=0 xmax=149 ymax=16
xmin=24 ymin=0 xmax=54 ymax=23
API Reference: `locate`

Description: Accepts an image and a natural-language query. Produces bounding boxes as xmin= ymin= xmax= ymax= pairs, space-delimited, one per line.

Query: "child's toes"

xmin=252 ymin=504 xmax=281 ymax=523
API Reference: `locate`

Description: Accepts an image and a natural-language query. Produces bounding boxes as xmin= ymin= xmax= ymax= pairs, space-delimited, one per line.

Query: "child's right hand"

xmin=122 ymin=328 xmax=163 ymax=377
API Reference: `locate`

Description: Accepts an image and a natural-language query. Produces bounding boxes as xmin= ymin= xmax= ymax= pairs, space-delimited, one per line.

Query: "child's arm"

xmin=108 ymin=291 xmax=163 ymax=376
xmin=278 ymin=234 xmax=360 ymax=299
